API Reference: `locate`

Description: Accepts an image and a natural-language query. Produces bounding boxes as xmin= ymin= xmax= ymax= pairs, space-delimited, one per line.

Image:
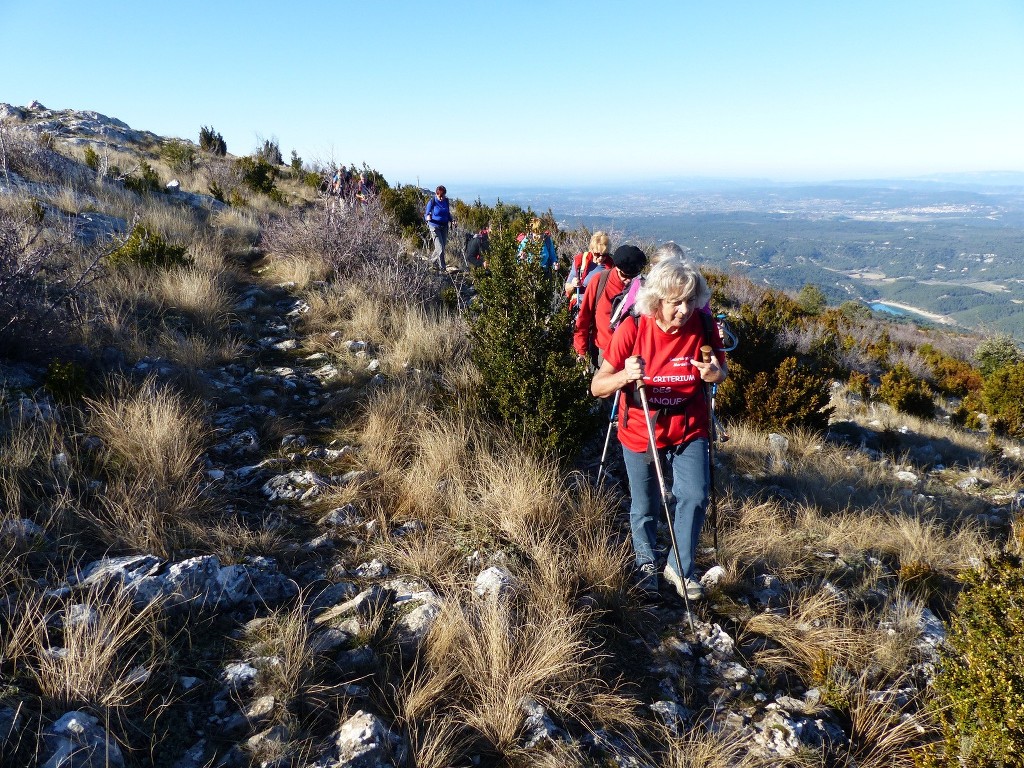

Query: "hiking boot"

xmin=636 ymin=562 xmax=659 ymax=596
xmin=664 ymin=563 xmax=704 ymax=601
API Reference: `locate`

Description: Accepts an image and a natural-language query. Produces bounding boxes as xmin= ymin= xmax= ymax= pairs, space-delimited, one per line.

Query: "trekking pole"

xmin=636 ymin=382 xmax=695 ymax=634
xmin=700 ymin=346 xmax=720 ymax=554
xmin=595 ymin=394 xmax=619 ymax=486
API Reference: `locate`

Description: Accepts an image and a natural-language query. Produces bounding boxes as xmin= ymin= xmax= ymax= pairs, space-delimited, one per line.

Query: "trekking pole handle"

xmin=700 ymin=345 xmax=713 ymax=363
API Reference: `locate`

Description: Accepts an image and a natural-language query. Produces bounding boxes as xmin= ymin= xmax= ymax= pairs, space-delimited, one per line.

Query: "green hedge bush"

xmin=468 ymin=228 xmax=597 ymax=460
xmin=107 ymin=224 xmax=190 ymax=270
xmin=919 ymin=554 xmax=1024 ymax=767
xmin=878 ymin=363 xmax=935 ymax=418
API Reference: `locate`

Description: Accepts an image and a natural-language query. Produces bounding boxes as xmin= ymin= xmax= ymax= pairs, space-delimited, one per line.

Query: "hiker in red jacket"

xmin=573 ymin=245 xmax=647 ymax=368
xmin=565 ymin=231 xmax=613 ymax=309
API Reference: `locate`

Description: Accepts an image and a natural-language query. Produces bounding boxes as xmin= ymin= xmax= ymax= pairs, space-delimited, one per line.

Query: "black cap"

xmin=612 ymin=245 xmax=647 ymax=278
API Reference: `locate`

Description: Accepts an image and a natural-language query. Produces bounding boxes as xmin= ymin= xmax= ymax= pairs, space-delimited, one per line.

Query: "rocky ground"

xmin=5 ymin=258 xmax=1008 ymax=767
xmin=2 ymin=102 xmax=1023 ymax=767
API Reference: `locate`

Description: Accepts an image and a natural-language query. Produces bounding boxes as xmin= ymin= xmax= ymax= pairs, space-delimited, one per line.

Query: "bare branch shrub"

xmin=261 ymin=199 xmax=434 ymax=305
xmin=0 ymin=208 xmax=89 ymax=358
xmin=0 ymin=124 xmax=88 ymax=186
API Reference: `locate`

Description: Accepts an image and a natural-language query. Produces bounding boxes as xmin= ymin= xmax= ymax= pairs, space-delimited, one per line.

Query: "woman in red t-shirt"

xmin=590 ymin=259 xmax=728 ymax=601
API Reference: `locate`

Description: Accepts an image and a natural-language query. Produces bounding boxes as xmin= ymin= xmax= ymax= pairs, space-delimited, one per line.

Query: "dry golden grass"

xmin=14 ymin=586 xmax=164 ymax=711
xmin=375 ymin=529 xmax=467 ymax=593
xmin=0 ymin=414 xmax=68 ymax=517
xmin=718 ymin=492 xmax=991 ymax=588
xmin=80 ymin=472 xmax=206 ymax=557
xmin=243 ymin=604 xmax=317 ymax=713
xmin=209 ymin=205 xmax=261 ymax=248
xmin=153 ymin=265 xmax=232 ymax=332
xmin=404 ymin=592 xmax=641 ymax=759
xmin=384 ymin=306 xmax=469 ymax=375
xmin=134 ymin=198 xmax=205 ymax=245
xmin=86 ymin=377 xmax=207 ymax=486
xmin=742 ymin=585 xmax=865 ymax=684
xmin=660 ymin=726 xmax=769 ymax=768
xmin=260 ymin=251 xmax=332 ymax=291
xmin=840 ymin=674 xmax=932 ymax=768
xmin=79 ymin=377 xmax=211 ymax=555
xmin=151 ymin=328 xmax=246 ymax=370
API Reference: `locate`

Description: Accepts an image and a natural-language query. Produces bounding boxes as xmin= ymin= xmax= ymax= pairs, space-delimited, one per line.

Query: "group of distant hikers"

xmin=326 ymin=164 xmax=375 ymax=212
xmin=423 ymin=183 xmax=729 ymax=607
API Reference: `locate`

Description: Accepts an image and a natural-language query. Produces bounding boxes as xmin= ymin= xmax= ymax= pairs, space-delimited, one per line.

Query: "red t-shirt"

xmin=573 ymin=267 xmax=627 ymax=358
xmin=604 ymin=312 xmax=726 ymax=453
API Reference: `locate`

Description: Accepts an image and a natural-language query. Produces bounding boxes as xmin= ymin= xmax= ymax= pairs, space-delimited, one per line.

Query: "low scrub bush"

xmin=82 ymin=144 xmax=99 ymax=171
xmin=920 ymin=554 xmax=1024 ymax=766
xmin=43 ymin=360 xmax=87 ymax=402
xmin=0 ymin=209 xmax=80 ymax=358
xmin=198 ymin=125 xmax=226 ymax=155
xmin=235 ymin=155 xmax=277 ymax=195
xmin=981 ymin=361 xmax=1024 ymax=438
xmin=379 ymin=183 xmax=429 ymax=242
xmin=107 ymin=223 xmax=191 ymax=270
xmin=975 ymin=334 xmax=1022 ymax=377
xmin=160 ymin=139 xmax=196 ymax=173
xmin=717 ymin=283 xmax=834 ymax=431
xmin=468 ymin=228 xmax=597 ymax=460
xmin=122 ymin=160 xmax=161 ymax=195
xmin=878 ymin=363 xmax=935 ymax=418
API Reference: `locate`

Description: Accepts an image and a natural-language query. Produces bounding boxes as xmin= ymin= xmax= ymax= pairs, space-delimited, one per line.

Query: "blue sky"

xmin=3 ymin=1 xmax=1023 ymax=193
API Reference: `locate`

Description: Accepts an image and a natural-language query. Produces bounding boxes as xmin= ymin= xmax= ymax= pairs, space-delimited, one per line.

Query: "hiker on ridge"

xmin=464 ymin=225 xmax=490 ymax=270
xmin=565 ymin=231 xmax=613 ymax=310
xmin=573 ymin=244 xmax=647 ymax=368
xmin=425 ymin=185 xmax=454 ymax=271
xmin=590 ymin=258 xmax=728 ymax=601
xmin=516 ymin=217 xmax=558 ymax=272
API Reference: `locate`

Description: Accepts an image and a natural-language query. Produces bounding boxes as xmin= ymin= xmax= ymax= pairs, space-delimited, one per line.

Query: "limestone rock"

xmin=41 ymin=711 xmax=124 ymax=768
xmin=331 ymin=710 xmax=404 ymax=767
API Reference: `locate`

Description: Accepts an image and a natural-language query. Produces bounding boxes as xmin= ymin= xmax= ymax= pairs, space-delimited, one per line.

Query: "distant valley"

xmin=478 ymin=177 xmax=1024 ymax=338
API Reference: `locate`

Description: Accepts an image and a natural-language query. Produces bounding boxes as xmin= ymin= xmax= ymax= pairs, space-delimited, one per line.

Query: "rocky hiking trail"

xmin=7 ymin=230 xmax=1021 ymax=767
xmin=14 ymin=256 xmax=974 ymax=768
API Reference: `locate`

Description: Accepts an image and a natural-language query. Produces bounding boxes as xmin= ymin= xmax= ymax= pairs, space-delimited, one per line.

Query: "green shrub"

xmin=122 ymin=161 xmax=161 ymax=196
xmin=379 ymin=183 xmax=429 ymax=241
xmin=107 ymin=224 xmax=190 ymax=269
xmin=919 ymin=554 xmax=1024 ymax=767
xmin=83 ymin=145 xmax=99 ymax=171
xmin=796 ymin=283 xmax=827 ymax=315
xmin=468 ymin=228 xmax=597 ymax=460
xmin=303 ymin=171 xmax=322 ymax=190
xmin=981 ymin=361 xmax=1024 ymax=438
xmin=208 ymin=181 xmax=226 ymax=203
xmin=878 ymin=363 xmax=935 ymax=418
xmin=161 ymin=139 xmax=196 ymax=173
xmin=255 ymin=138 xmax=283 ymax=166
xmin=199 ymin=125 xmax=226 ymax=156
xmin=848 ymin=370 xmax=871 ymax=401
xmin=289 ymin=150 xmax=302 ymax=174
xmin=44 ymin=359 xmax=87 ymax=402
xmin=718 ymin=288 xmax=834 ymax=431
xmin=235 ymin=156 xmax=277 ymax=195
xmin=976 ymin=334 xmax=1023 ymax=378
xmin=742 ymin=356 xmax=833 ymax=431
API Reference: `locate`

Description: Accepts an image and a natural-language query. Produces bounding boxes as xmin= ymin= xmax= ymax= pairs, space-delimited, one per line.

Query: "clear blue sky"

xmin=3 ymin=1 xmax=1023 ymax=193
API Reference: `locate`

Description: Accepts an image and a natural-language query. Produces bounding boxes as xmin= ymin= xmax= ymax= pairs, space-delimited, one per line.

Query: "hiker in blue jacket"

xmin=516 ymin=217 xmax=558 ymax=272
xmin=425 ymin=185 xmax=454 ymax=271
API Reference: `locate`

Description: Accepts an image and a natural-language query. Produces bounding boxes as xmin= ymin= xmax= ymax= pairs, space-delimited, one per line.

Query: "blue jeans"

xmin=621 ymin=438 xmax=708 ymax=578
xmin=430 ymin=225 xmax=448 ymax=270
